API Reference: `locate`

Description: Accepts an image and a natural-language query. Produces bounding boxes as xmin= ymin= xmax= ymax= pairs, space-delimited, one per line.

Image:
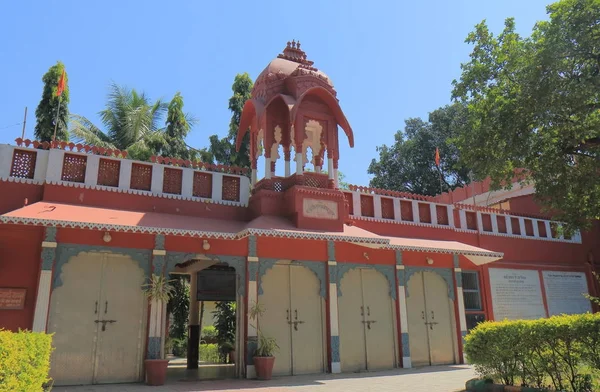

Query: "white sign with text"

xmin=489 ymin=268 xmax=546 ymax=320
xmin=542 ymin=271 xmax=591 ymax=316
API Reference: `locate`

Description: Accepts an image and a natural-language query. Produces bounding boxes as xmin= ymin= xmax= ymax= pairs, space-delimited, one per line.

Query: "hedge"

xmin=464 ymin=313 xmax=600 ymax=392
xmin=0 ymin=329 xmax=53 ymax=392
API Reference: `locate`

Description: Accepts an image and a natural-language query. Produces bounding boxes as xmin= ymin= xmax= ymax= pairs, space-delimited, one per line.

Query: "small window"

xmin=462 ymin=271 xmax=482 ymax=311
xmin=462 ymin=271 xmax=486 ymax=331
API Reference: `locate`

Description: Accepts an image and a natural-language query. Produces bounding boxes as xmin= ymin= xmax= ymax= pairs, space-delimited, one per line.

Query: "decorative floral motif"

xmin=336 ymin=263 xmax=396 ymax=300
xmin=404 ymin=267 xmax=454 ymax=301
xmin=53 ymin=245 xmax=151 ymax=289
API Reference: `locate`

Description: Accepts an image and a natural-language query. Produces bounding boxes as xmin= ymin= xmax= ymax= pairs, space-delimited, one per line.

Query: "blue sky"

xmin=1 ymin=0 xmax=550 ymax=186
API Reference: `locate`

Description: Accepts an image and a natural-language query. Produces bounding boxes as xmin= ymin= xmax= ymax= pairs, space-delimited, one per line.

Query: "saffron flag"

xmin=435 ymin=147 xmax=440 ymax=167
xmin=56 ymin=69 xmax=66 ymax=97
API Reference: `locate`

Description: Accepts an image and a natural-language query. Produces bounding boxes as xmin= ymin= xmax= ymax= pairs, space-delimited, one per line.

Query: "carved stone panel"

xmin=303 ymin=198 xmax=338 ymax=220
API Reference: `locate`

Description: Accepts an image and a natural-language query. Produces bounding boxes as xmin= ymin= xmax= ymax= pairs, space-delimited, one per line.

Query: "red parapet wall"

xmin=0 ymin=225 xmax=44 ymax=331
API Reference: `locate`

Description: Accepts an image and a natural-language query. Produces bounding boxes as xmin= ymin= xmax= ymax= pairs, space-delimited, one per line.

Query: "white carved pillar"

xmin=453 ymin=255 xmax=468 ymax=364
xmin=396 ymin=251 xmax=411 ymax=368
xmin=246 ymin=236 xmax=259 ymax=378
xmin=33 ymin=227 xmax=57 ymax=332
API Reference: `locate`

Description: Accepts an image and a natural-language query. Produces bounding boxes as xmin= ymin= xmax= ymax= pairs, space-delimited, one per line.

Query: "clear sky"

xmin=0 ymin=0 xmax=551 ymax=186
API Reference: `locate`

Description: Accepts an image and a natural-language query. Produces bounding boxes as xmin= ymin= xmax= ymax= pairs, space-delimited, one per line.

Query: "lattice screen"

xmin=61 ymin=153 xmax=87 ymax=183
xmin=10 ymin=149 xmax=37 ymax=179
xmin=381 ymin=197 xmax=394 ymax=219
xmin=360 ymin=195 xmax=374 ymax=217
xmin=97 ymin=158 xmax=121 ymax=187
xmin=344 ymin=192 xmax=354 ymax=215
xmin=497 ymin=215 xmax=508 ymax=233
xmin=436 ymin=205 xmax=449 ymax=225
xmin=400 ymin=200 xmax=413 ymax=221
xmin=222 ymin=176 xmax=240 ymax=202
xmin=193 ymin=172 xmax=212 ymax=198
xmin=163 ymin=168 xmax=183 ymax=195
xmin=130 ymin=163 xmax=152 ymax=191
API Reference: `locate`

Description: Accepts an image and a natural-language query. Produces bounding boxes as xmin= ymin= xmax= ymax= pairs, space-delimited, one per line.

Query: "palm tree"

xmin=70 ymin=83 xmax=168 ymax=160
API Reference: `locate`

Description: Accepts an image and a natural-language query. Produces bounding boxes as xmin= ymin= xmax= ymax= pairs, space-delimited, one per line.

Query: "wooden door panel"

xmin=48 ymin=252 xmax=104 ymax=386
xmin=423 ymin=272 xmax=455 ymax=365
xmin=362 ymin=269 xmax=396 ymax=371
xmin=338 ymin=268 xmax=367 ymax=372
xmin=290 ymin=265 xmax=324 ymax=375
xmin=406 ymin=272 xmax=430 ymax=367
xmin=94 ymin=254 xmax=146 ymax=383
xmin=258 ymin=264 xmax=292 ymax=376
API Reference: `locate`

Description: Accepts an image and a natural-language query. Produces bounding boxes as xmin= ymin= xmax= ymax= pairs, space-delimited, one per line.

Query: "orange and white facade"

xmin=0 ymin=42 xmax=598 ymax=385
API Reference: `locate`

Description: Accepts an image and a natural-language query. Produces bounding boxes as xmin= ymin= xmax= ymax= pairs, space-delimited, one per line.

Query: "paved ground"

xmin=53 ymin=365 xmax=474 ymax=392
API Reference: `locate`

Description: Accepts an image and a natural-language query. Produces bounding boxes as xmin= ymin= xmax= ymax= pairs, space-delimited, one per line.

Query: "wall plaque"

xmin=542 ymin=271 xmax=592 ymax=316
xmin=0 ymin=288 xmax=26 ymax=310
xmin=489 ymin=268 xmax=546 ymax=320
xmin=303 ymin=198 xmax=338 ymax=220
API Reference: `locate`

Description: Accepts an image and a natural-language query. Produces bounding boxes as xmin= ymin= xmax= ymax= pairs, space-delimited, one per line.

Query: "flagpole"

xmin=52 ymin=96 xmax=62 ymax=142
xmin=438 ymin=167 xmax=443 ymax=195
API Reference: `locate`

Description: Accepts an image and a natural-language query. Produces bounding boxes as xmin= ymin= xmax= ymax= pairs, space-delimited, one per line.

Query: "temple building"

xmin=0 ymin=41 xmax=598 ymax=386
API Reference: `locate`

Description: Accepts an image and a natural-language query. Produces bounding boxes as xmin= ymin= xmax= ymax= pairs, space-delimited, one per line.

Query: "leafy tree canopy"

xmin=368 ymin=104 xmax=471 ymax=196
xmin=207 ymin=73 xmax=253 ymax=170
xmin=452 ymin=0 xmax=600 ymax=229
xmin=35 ymin=61 xmax=69 ymax=142
xmin=71 ymin=84 xmax=200 ymax=161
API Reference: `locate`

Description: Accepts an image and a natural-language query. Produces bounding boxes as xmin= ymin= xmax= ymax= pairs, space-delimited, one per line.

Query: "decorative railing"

xmin=0 ymin=140 xmax=250 ymax=206
xmin=253 ymin=172 xmax=333 ymax=194
xmin=344 ymin=188 xmax=581 ymax=244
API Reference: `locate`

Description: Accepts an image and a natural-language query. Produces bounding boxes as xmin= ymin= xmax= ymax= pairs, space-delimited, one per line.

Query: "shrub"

xmin=0 ymin=329 xmax=53 ymax=392
xmin=201 ymin=325 xmax=217 ymax=343
xmin=171 ymin=337 xmax=187 ymax=357
xmin=199 ymin=343 xmax=221 ymax=364
xmin=465 ymin=313 xmax=600 ymax=392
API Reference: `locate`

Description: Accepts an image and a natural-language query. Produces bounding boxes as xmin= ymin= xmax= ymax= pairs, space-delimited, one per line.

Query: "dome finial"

xmin=291 ymin=39 xmax=296 ymax=49
xmin=297 ymin=41 xmax=301 ymax=49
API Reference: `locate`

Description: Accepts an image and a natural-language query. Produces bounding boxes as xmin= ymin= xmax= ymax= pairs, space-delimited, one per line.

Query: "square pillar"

xmin=411 ymin=201 xmax=420 ymax=224
xmin=33 ymin=227 xmax=57 ymax=332
xmin=396 ymin=258 xmax=411 ymax=368
xmin=246 ymin=256 xmax=259 ymax=379
xmin=327 ymin=260 xmax=341 ymax=373
xmin=148 ymin=234 xmax=168 ymax=361
xmin=453 ymin=255 xmax=468 ymax=364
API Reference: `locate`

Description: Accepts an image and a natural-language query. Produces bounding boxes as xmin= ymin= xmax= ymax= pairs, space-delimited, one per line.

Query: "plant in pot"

xmin=249 ymin=301 xmax=279 ymax=380
xmin=142 ymin=274 xmax=175 ymax=386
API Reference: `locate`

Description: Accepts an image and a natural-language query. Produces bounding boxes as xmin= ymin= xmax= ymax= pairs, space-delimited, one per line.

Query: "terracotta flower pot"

xmin=253 ymin=356 xmax=275 ymax=380
xmin=145 ymin=359 xmax=169 ymax=386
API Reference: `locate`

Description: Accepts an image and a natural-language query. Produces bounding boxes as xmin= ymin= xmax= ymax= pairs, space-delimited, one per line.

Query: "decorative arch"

xmin=165 ymin=251 xmax=246 ymax=297
xmin=290 ymin=87 xmax=354 ymax=148
xmin=236 ymin=99 xmax=266 ymax=151
xmin=53 ymin=244 xmax=151 ymax=289
xmin=336 ymin=263 xmax=396 ymax=300
xmin=404 ymin=267 xmax=455 ymax=301
xmin=257 ymin=258 xmax=326 ymax=298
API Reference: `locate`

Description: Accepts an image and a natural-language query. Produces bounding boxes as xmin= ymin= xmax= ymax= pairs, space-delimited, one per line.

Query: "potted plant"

xmin=249 ymin=302 xmax=279 ymax=380
xmin=143 ymin=274 xmax=175 ymax=386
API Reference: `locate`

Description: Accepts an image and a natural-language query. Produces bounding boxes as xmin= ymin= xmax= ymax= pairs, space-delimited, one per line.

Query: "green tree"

xmin=167 ymin=275 xmax=189 ymax=340
xmin=207 ymin=73 xmax=253 ymax=169
xmin=34 ymin=61 xmax=69 ymax=142
xmin=368 ymin=104 xmax=471 ymax=196
xmin=452 ymin=0 xmax=600 ymax=229
xmin=161 ymin=92 xmax=199 ymax=161
xmin=70 ymin=83 xmax=168 ymax=160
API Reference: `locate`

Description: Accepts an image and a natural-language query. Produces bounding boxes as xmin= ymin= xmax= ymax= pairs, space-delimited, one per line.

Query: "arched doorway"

xmin=168 ymin=256 xmax=244 ymax=381
xmin=48 ymin=251 xmax=147 ymax=385
xmin=258 ymin=261 xmax=326 ymax=376
xmin=338 ymin=267 xmax=397 ymax=372
xmin=406 ymin=270 xmax=457 ymax=367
